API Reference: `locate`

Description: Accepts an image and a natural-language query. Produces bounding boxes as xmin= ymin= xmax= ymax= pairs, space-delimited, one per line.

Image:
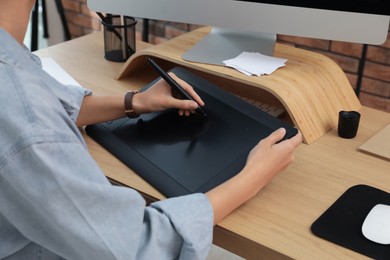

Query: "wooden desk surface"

xmin=36 ymin=32 xmax=390 ymax=259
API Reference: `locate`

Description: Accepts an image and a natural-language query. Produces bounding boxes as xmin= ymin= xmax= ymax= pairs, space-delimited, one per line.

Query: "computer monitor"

xmin=87 ymin=0 xmax=389 ymax=65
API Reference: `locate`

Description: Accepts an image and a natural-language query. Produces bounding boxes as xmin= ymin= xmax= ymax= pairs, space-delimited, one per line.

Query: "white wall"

xmin=46 ymin=0 xmax=65 ymax=46
xmin=24 ymin=1 xmax=65 ymax=50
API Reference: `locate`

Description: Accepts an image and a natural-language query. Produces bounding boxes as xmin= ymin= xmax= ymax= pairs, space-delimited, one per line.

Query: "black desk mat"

xmin=311 ymin=185 xmax=390 ymax=259
xmin=86 ymin=67 xmax=297 ymax=197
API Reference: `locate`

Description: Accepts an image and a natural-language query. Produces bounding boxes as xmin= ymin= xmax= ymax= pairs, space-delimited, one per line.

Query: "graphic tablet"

xmin=86 ymin=67 xmax=298 ymax=197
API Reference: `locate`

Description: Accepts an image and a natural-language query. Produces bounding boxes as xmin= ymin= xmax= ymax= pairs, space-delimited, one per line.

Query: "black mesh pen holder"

xmin=101 ymin=15 xmax=137 ymax=62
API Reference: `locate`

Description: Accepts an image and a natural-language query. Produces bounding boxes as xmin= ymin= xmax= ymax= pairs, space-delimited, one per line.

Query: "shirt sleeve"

xmin=50 ymin=82 xmax=92 ymax=123
xmin=148 ymin=195 xmax=214 ymax=260
xmin=0 ymin=139 xmax=214 ymax=260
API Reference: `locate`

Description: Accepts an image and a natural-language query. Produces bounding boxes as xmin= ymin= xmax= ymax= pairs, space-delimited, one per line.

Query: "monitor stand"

xmin=182 ymin=27 xmax=276 ymax=66
xmin=115 ymin=26 xmax=362 ymax=144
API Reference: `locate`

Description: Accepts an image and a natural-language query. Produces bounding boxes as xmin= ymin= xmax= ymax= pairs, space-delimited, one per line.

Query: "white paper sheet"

xmin=223 ymin=52 xmax=287 ymax=76
xmin=41 ymin=57 xmax=81 ymax=86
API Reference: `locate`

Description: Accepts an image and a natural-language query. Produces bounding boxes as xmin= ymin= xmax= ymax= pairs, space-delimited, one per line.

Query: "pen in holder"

xmin=99 ymin=13 xmax=137 ymax=62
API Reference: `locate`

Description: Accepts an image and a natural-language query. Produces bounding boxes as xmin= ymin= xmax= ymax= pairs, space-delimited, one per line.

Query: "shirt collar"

xmin=0 ymin=28 xmax=42 ymax=68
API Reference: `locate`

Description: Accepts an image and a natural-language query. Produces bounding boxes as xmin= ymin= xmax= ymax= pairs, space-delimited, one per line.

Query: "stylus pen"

xmin=146 ymin=57 xmax=206 ymax=116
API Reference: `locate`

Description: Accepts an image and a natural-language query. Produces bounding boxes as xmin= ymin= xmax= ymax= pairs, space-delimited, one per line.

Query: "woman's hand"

xmin=132 ymin=73 xmax=205 ymax=116
xmin=243 ymin=128 xmax=302 ymax=190
xmin=206 ymin=128 xmax=302 ymax=224
xmin=76 ymin=73 xmax=204 ymax=127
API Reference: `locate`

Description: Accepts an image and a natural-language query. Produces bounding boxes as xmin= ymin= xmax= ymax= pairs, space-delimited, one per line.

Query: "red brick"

xmin=359 ymin=92 xmax=390 ymax=113
xmin=62 ymin=0 xmax=80 ymax=13
xmin=164 ymin=25 xmax=187 ymax=39
xmin=330 ymin=41 xmax=363 ymax=58
xmin=82 ymin=27 xmax=99 ymax=35
xmin=67 ymin=23 xmax=83 ymax=38
xmin=345 ymin=72 xmax=358 ymax=90
xmin=134 ymin=21 xmax=145 ymax=38
xmin=148 ymin=20 xmax=167 ymax=37
xmin=361 ymin=77 xmax=390 ymax=97
xmin=277 ymin=35 xmax=330 ymax=50
xmin=319 ymin=51 xmax=360 ymax=74
xmin=80 ymin=3 xmax=99 ymax=19
xmin=148 ymin=35 xmax=168 ymax=45
xmin=135 ymin=31 xmax=142 ymax=42
xmin=366 ymin=45 xmax=390 ymax=65
xmin=67 ymin=12 xmax=100 ymax=30
xmin=364 ymin=62 xmax=390 ymax=82
xmin=166 ymin=22 xmax=189 ymax=31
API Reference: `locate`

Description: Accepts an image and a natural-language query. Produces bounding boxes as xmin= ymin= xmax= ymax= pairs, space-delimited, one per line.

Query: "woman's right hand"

xmin=206 ymin=128 xmax=302 ymax=224
xmin=243 ymin=128 xmax=302 ymax=192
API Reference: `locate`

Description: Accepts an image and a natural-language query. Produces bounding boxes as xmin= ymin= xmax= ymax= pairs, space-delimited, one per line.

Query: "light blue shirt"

xmin=0 ymin=28 xmax=213 ymax=260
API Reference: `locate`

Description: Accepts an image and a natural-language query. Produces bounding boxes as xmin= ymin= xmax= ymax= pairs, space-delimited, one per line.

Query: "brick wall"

xmin=62 ymin=1 xmax=390 ymax=112
xmin=61 ymin=0 xmax=100 ymax=37
xmin=278 ymin=29 xmax=390 ymax=112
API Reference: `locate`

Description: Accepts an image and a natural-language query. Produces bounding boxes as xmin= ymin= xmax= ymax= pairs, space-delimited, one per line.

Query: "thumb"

xmin=266 ymin=128 xmax=286 ymax=145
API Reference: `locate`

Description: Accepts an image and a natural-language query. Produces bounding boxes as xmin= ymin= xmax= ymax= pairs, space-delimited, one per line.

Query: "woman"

xmin=0 ymin=1 xmax=302 ymax=259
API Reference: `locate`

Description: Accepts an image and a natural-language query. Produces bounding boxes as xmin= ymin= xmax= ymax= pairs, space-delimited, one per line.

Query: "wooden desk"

xmin=36 ymin=31 xmax=390 ymax=259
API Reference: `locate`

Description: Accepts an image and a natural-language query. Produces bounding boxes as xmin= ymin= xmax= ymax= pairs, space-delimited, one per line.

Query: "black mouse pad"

xmin=311 ymin=184 xmax=390 ymax=259
xmin=86 ymin=67 xmax=297 ymax=197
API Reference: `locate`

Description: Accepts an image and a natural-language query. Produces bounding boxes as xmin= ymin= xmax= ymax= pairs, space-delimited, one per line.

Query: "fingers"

xmin=289 ymin=132 xmax=303 ymax=147
xmin=164 ymin=73 xmax=205 ymax=116
xmin=169 ymin=98 xmax=198 ymax=111
xmin=266 ymin=128 xmax=302 ymax=148
xmin=169 ymin=73 xmax=205 ymax=107
xmin=264 ymin=128 xmax=287 ymax=146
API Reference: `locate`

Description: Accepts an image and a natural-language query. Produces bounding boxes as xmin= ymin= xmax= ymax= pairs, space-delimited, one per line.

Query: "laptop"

xmin=86 ymin=67 xmax=297 ymax=197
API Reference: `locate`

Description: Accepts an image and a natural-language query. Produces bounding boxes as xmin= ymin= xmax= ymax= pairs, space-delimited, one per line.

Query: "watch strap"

xmin=124 ymin=90 xmax=140 ymax=118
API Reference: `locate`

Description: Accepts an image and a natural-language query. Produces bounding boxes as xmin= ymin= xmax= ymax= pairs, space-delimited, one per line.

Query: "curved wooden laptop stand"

xmin=116 ymin=27 xmax=361 ymax=144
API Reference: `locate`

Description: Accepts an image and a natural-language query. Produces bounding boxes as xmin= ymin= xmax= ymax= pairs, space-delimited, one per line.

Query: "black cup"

xmin=338 ymin=111 xmax=361 ymax=139
xmin=101 ymin=15 xmax=137 ymax=62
